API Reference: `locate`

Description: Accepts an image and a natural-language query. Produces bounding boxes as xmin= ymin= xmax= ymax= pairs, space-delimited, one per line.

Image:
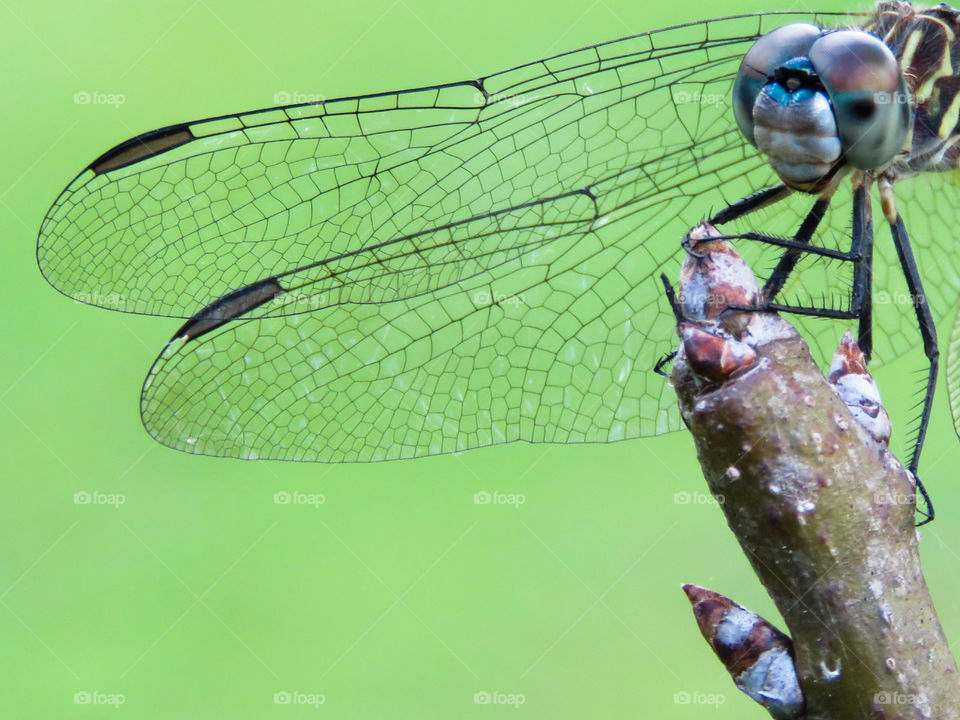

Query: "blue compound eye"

xmin=809 ymin=29 xmax=910 ymax=170
xmin=733 ymin=23 xmax=823 ymax=146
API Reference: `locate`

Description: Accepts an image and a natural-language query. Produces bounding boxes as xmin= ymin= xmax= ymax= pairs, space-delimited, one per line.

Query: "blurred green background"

xmin=3 ymin=0 xmax=959 ymax=717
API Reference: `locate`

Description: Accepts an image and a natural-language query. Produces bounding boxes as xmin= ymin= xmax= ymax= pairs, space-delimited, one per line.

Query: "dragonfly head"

xmin=733 ymin=23 xmax=910 ymax=192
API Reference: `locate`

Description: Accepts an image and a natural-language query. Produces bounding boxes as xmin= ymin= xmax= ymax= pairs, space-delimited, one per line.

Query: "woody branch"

xmin=668 ymin=223 xmax=960 ymax=719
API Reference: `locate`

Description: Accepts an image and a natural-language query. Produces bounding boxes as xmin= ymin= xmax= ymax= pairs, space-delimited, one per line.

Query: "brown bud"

xmin=827 ymin=330 xmax=891 ymax=445
xmin=680 ymin=324 xmax=757 ymax=382
xmin=827 ymin=330 xmax=869 ymax=381
xmin=683 ymin=584 xmax=803 ymax=719
xmin=678 ymin=222 xmax=761 ymax=321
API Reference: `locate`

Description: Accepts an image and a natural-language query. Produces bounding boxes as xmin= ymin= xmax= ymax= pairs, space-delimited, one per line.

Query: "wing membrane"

xmin=949 ymin=306 xmax=960 ymax=440
xmin=141 ymin=221 xmax=683 ymax=461
xmin=877 ymin=173 xmax=960 ymax=365
xmin=38 ymin=11 xmax=850 ymax=318
xmin=43 ymin=11 xmax=907 ymax=460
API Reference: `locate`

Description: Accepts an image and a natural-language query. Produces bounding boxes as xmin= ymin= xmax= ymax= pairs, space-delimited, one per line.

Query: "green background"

xmin=3 ymin=0 xmax=960 ymax=717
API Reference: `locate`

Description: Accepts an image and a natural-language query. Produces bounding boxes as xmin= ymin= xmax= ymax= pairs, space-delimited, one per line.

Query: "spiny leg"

xmin=688 ymin=178 xmax=933 ymax=523
xmin=660 ymin=272 xmax=684 ymax=323
xmin=709 ymin=183 xmax=791 ymax=225
xmin=653 ymin=273 xmax=683 ymax=377
xmin=880 ymin=178 xmax=937 ymax=524
xmin=712 ymin=178 xmax=875 ymax=341
xmin=654 ymin=351 xmax=677 ymax=378
xmin=760 ymin=196 xmax=831 ymax=304
xmin=711 ymin=182 xmax=867 ymax=323
xmin=652 ymin=277 xmax=684 ymax=427
xmin=849 ymin=176 xmax=875 ymax=361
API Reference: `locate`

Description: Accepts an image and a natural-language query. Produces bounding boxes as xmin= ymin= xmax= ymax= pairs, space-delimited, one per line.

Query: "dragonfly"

xmin=36 ymin=4 xmax=960 ymax=511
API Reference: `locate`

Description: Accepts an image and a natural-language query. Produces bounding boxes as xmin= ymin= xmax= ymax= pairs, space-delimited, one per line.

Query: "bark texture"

xmin=673 ymin=322 xmax=960 ymax=718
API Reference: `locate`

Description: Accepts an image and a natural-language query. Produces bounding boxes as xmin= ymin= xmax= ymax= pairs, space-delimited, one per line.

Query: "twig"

xmin=670 ymin=223 xmax=960 ymax=718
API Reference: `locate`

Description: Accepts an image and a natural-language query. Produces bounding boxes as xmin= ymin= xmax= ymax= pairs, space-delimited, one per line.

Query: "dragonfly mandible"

xmin=36 ymin=3 xmax=960 ymax=498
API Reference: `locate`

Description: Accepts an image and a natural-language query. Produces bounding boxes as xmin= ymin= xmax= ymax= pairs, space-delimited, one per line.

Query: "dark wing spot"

xmin=173 ymin=278 xmax=286 ymax=342
xmin=90 ymin=125 xmax=195 ymax=174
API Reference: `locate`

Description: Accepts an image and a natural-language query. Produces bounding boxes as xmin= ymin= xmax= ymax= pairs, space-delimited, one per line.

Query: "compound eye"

xmin=809 ymin=30 xmax=910 ymax=169
xmin=733 ymin=23 xmax=823 ymax=145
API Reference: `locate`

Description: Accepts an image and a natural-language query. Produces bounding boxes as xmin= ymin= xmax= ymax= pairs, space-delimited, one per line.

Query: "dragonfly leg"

xmin=660 ymin=272 xmax=684 ymax=323
xmin=712 ymin=194 xmax=864 ymax=320
xmin=850 ymin=179 xmax=875 ymax=361
xmin=881 ymin=180 xmax=938 ymax=524
xmin=704 ymin=177 xmax=934 ymax=524
xmin=715 ymin=180 xmax=875 ymax=339
xmin=708 ymin=184 xmax=871 ymax=319
xmin=652 ymin=273 xmax=683 ymax=377
xmin=760 ymin=196 xmax=832 ymax=304
xmin=654 ymin=351 xmax=677 ymax=378
xmin=709 ymin=184 xmax=791 ymax=225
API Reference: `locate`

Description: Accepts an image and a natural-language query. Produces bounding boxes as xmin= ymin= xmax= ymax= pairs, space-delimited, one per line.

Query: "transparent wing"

xmin=726 ymin=170 xmax=960 ymax=371
xmin=872 ymin=173 xmax=960 ymax=361
xmin=949 ymin=305 xmax=960 ymax=440
xmin=769 ymin=169 xmax=960 ymax=449
xmin=891 ymin=173 xmax=960 ymax=442
xmin=38 ymin=10 xmax=851 ymax=318
xmin=42 ymin=11 xmax=876 ymax=460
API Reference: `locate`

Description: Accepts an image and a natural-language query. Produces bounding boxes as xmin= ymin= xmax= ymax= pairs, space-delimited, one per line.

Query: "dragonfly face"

xmin=36 ymin=5 xmax=960 ymax=476
xmin=734 ymin=23 xmax=910 ymax=191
